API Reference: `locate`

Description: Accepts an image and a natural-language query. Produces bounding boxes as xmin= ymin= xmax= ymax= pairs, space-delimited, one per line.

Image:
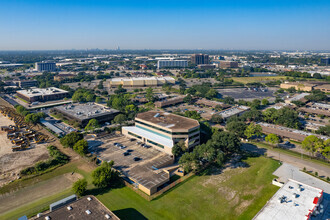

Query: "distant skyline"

xmin=1 ymin=0 xmax=330 ymax=50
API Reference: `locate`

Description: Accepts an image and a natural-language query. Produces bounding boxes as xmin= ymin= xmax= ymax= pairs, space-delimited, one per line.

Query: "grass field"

xmin=231 ymin=76 xmax=287 ymax=84
xmin=95 ymin=156 xmax=280 ymax=220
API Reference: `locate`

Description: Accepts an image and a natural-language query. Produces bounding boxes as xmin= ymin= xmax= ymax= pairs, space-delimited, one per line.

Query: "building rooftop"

xmin=110 ymin=76 xmax=175 ymax=82
xmin=195 ymin=98 xmax=230 ymax=108
xmin=218 ymin=105 xmax=250 ymax=119
xmin=54 ymin=103 xmax=119 ymax=120
xmin=17 ymin=87 xmax=68 ymax=98
xmin=254 ymin=179 xmax=324 ymax=220
xmin=136 ymin=111 xmax=199 ymax=131
xmin=36 ymin=195 xmax=119 ymax=220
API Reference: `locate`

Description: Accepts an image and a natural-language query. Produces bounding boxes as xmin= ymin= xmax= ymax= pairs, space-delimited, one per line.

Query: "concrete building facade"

xmin=35 ymin=62 xmax=57 ymax=72
xmin=191 ymin=54 xmax=209 ymax=65
xmin=122 ymin=111 xmax=200 ymax=155
xmin=16 ymin=87 xmax=69 ymax=103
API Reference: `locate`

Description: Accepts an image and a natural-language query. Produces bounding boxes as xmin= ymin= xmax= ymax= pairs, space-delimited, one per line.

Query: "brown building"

xmin=197 ymin=64 xmax=216 ymax=69
xmin=155 ymin=96 xmax=185 ymax=108
xmin=299 ymin=102 xmax=330 ymax=117
xmin=195 ymin=98 xmax=230 ymax=109
xmin=35 ymin=196 xmax=119 ymax=220
xmin=16 ymin=87 xmax=69 ymax=103
xmin=54 ymin=73 xmax=76 ymax=81
xmin=219 ymin=61 xmax=238 ymax=68
xmin=280 ymin=82 xmax=316 ymax=92
xmin=191 ymin=54 xmax=209 ymax=65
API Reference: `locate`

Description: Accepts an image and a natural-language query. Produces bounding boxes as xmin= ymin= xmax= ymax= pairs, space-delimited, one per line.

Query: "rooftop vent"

xmin=154 ymin=113 xmax=160 ymax=118
xmin=86 ymin=210 xmax=91 ymax=215
xmin=105 ymin=214 xmax=111 ymax=219
xmin=45 ymin=216 xmax=51 ymax=220
xmin=67 ymin=206 xmax=72 ymax=210
xmin=87 ymin=197 xmax=92 ymax=201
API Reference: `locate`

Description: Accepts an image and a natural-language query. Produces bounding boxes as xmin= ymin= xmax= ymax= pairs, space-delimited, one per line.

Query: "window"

xmin=128 ymin=132 xmax=142 ymax=139
xmin=147 ymin=140 xmax=164 ymax=149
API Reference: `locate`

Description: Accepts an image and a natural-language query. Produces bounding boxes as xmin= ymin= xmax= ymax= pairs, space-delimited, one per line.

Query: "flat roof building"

xmin=218 ymin=61 xmax=238 ymax=68
xmin=299 ymin=102 xmax=330 ymax=117
xmin=280 ymin=82 xmax=316 ymax=92
xmin=16 ymin=87 xmax=69 ymax=103
xmin=191 ymin=54 xmax=209 ymax=65
xmin=195 ymin=98 xmax=231 ymax=109
xmin=284 ymin=93 xmax=309 ymax=104
xmin=109 ymin=76 xmax=175 ymax=87
xmin=218 ymin=105 xmax=250 ymax=121
xmin=154 ymin=96 xmax=185 ymax=108
xmin=254 ymin=179 xmax=324 ymax=220
xmin=122 ymin=111 xmax=200 ymax=155
xmin=53 ymin=103 xmax=120 ymax=127
xmin=157 ymin=60 xmax=188 ymax=69
xmin=35 ymin=62 xmax=56 ymax=72
xmin=35 ymin=195 xmax=120 ymax=220
xmin=257 ymin=122 xmax=328 ymax=142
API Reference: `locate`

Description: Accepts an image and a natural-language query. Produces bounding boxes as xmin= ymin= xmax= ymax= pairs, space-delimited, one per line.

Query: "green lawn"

xmin=96 ymin=156 xmax=280 ymax=220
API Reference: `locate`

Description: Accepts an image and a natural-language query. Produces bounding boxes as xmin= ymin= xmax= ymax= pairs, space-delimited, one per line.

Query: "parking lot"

xmin=217 ymin=87 xmax=285 ymax=101
xmin=91 ymin=134 xmax=174 ymax=191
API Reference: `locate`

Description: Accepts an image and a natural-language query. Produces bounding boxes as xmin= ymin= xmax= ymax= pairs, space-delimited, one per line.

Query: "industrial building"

xmin=191 ymin=54 xmax=209 ymax=65
xmin=157 ymin=60 xmax=188 ymax=69
xmin=299 ymin=102 xmax=330 ymax=117
xmin=16 ymin=87 xmax=69 ymax=103
xmin=257 ymin=122 xmax=328 ymax=141
xmin=35 ymin=195 xmax=120 ymax=220
xmin=52 ymin=103 xmax=120 ymax=127
xmin=154 ymin=96 xmax=185 ymax=108
xmin=218 ymin=105 xmax=250 ymax=121
xmin=109 ymin=76 xmax=175 ymax=87
xmin=254 ymin=179 xmax=324 ymax=220
xmin=35 ymin=62 xmax=57 ymax=72
xmin=122 ymin=111 xmax=200 ymax=155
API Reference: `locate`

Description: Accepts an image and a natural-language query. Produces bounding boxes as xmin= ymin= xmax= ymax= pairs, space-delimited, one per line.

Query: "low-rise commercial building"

xmin=36 ymin=195 xmax=120 ymax=220
xmin=284 ymin=93 xmax=309 ymax=104
xmin=53 ymin=103 xmax=120 ymax=127
xmin=219 ymin=61 xmax=238 ymax=68
xmin=280 ymin=82 xmax=316 ymax=92
xmin=154 ymin=96 xmax=185 ymax=108
xmin=254 ymin=179 xmax=324 ymax=220
xmin=16 ymin=87 xmax=69 ymax=103
xmin=218 ymin=105 xmax=250 ymax=121
xmin=122 ymin=111 xmax=200 ymax=155
xmin=195 ymin=98 xmax=231 ymax=109
xmin=15 ymin=80 xmax=38 ymax=88
xmin=157 ymin=60 xmax=188 ymax=69
xmin=257 ymin=122 xmax=328 ymax=141
xmin=35 ymin=62 xmax=56 ymax=72
xmin=299 ymin=102 xmax=330 ymax=117
xmin=109 ymin=76 xmax=175 ymax=87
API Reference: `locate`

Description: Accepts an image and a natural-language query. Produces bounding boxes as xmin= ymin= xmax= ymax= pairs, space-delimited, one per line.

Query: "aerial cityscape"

xmin=0 ymin=1 xmax=329 ymax=220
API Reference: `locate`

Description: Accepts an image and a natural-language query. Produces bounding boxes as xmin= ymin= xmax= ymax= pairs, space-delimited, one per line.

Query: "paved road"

xmin=242 ymin=143 xmax=330 ymax=178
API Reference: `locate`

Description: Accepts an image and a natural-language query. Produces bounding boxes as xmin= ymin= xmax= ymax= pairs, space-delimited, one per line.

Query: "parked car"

xmin=120 ymin=145 xmax=127 ymax=149
xmin=133 ymin=157 xmax=141 ymax=161
xmin=123 ymin=152 xmax=130 ymax=156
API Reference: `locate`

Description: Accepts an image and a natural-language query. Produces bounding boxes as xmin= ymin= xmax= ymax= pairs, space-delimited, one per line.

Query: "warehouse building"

xmin=16 ymin=87 xmax=69 ymax=103
xmin=53 ymin=103 xmax=120 ymax=127
xmin=109 ymin=76 xmax=175 ymax=87
xmin=36 ymin=195 xmax=120 ymax=220
xmin=254 ymin=179 xmax=324 ymax=220
xmin=122 ymin=111 xmax=200 ymax=155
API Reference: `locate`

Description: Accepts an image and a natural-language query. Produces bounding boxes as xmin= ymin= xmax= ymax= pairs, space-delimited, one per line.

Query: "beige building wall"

xmin=280 ymin=83 xmax=314 ymax=91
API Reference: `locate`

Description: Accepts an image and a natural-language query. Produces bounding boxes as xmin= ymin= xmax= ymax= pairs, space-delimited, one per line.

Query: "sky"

xmin=1 ymin=0 xmax=330 ymax=50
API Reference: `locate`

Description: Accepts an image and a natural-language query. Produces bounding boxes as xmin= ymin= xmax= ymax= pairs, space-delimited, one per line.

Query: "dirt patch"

xmin=0 ymin=114 xmax=50 ymax=187
xmin=0 ymin=172 xmax=82 ymax=214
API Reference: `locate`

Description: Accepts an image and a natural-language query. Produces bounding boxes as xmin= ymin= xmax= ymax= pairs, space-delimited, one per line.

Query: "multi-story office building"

xmin=122 ymin=111 xmax=200 ymax=155
xmin=157 ymin=60 xmax=188 ymax=69
xmin=321 ymin=57 xmax=330 ymax=65
xmin=219 ymin=61 xmax=239 ymax=68
xmin=35 ymin=62 xmax=57 ymax=72
xmin=191 ymin=54 xmax=209 ymax=65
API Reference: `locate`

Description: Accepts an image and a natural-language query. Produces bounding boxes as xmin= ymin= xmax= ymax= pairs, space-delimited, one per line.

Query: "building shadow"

xmin=113 ymin=208 xmax=147 ymax=220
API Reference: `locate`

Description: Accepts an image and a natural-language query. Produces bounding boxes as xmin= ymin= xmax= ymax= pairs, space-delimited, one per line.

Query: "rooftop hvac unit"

xmin=45 ymin=216 xmax=51 ymax=220
xmin=85 ymin=210 xmax=91 ymax=215
xmin=154 ymin=113 xmax=160 ymax=118
xmin=87 ymin=197 xmax=92 ymax=201
xmin=105 ymin=214 xmax=111 ymax=219
xmin=67 ymin=206 xmax=72 ymax=210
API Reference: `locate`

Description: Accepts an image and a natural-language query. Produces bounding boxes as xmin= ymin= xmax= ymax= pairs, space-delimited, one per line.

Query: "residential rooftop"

xmin=254 ymin=179 xmax=324 ymax=220
xmin=136 ymin=111 xmax=200 ymax=131
xmin=54 ymin=103 xmax=119 ymax=120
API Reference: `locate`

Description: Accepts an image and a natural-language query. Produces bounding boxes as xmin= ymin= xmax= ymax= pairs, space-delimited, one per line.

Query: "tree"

xmin=211 ymin=114 xmax=223 ymax=124
xmin=84 ymin=119 xmax=100 ymax=131
xmin=179 ymin=152 xmax=198 ymax=173
xmin=92 ymin=161 xmax=119 ymax=188
xmin=72 ymin=179 xmax=87 ymax=196
xmin=114 ymin=85 xmax=127 ymax=94
xmin=97 ymin=81 xmax=104 ymax=90
xmin=172 ymin=140 xmax=186 ymax=158
xmin=114 ymin=114 xmax=126 ymax=125
xmin=265 ymin=133 xmax=280 ymax=146
xmin=316 ymin=124 xmax=330 ymax=136
xmin=15 ymin=105 xmax=27 ymax=114
xmin=183 ymin=94 xmax=193 ymax=104
xmin=211 ymin=130 xmax=241 ymax=154
xmin=184 ymin=110 xmax=201 ymax=120
xmin=302 ymin=135 xmax=324 ymax=156
xmin=205 ymin=89 xmax=218 ymax=99
xmin=73 ymin=139 xmax=89 ymax=155
xmin=261 ymin=98 xmax=269 ymax=106
xmin=244 ymin=124 xmax=262 ymax=139
xmin=60 ymin=132 xmax=83 ymax=148
xmin=146 ymin=87 xmax=155 ymax=103
xmin=25 ymin=113 xmax=40 ymax=124
xmin=226 ymin=121 xmax=247 ymax=138
xmin=95 ymin=97 xmax=102 ymax=103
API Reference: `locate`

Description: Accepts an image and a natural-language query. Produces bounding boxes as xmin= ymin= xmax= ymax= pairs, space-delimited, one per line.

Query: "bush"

xmin=72 ymin=179 xmax=87 ymax=196
xmin=315 ymin=172 xmax=318 ymax=177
